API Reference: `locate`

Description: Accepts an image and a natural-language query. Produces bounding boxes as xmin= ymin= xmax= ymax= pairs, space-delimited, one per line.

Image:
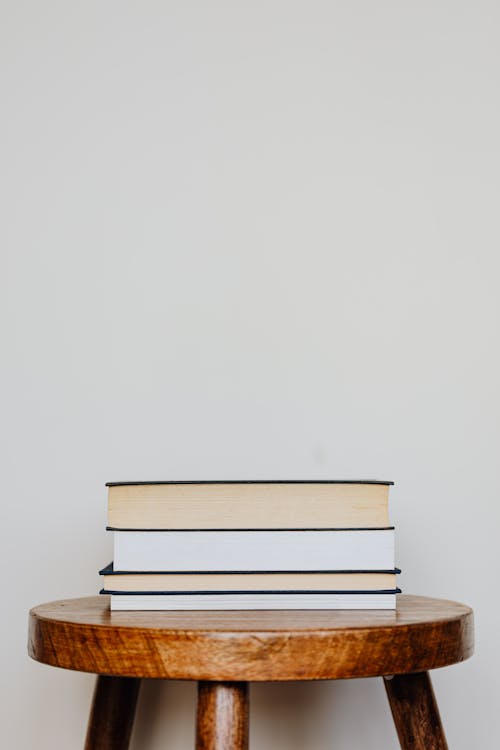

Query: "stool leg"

xmin=84 ymin=676 xmax=141 ymax=750
xmin=196 ymin=681 xmax=249 ymax=750
xmin=384 ymin=672 xmax=448 ymax=750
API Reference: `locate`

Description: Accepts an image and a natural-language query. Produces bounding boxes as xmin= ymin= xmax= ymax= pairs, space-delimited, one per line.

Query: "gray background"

xmin=2 ymin=1 xmax=499 ymax=747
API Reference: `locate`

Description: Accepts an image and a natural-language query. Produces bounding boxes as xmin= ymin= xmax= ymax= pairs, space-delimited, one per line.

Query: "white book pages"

xmin=109 ymin=592 xmax=397 ymax=610
xmin=113 ymin=529 xmax=395 ymax=572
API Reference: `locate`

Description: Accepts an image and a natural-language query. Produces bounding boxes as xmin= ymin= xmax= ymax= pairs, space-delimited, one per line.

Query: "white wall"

xmin=2 ymin=1 xmax=499 ymax=747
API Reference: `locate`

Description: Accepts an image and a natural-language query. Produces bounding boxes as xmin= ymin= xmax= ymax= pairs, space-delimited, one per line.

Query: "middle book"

xmin=113 ymin=528 xmax=395 ymax=571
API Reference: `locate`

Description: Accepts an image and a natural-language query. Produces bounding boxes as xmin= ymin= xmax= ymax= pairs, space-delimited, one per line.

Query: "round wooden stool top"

xmin=28 ymin=594 xmax=473 ymax=682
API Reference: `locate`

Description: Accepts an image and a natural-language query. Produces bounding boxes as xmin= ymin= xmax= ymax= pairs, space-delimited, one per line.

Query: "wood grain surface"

xmin=84 ymin=675 xmax=141 ymax=749
xmin=196 ymin=682 xmax=248 ymax=750
xmin=28 ymin=594 xmax=473 ymax=681
xmin=385 ymin=672 xmax=448 ymax=749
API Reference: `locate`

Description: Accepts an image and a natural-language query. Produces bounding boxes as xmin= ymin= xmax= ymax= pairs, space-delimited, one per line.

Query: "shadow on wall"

xmin=129 ymin=678 xmax=398 ymax=750
xmin=130 ymin=680 xmax=196 ymax=748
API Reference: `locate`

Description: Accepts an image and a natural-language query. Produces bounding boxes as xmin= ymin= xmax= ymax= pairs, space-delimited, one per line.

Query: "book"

xmin=107 ymin=592 xmax=399 ymax=610
xmin=113 ymin=528 xmax=395 ymax=572
xmin=100 ymin=563 xmax=400 ymax=592
xmin=107 ymin=480 xmax=392 ymax=530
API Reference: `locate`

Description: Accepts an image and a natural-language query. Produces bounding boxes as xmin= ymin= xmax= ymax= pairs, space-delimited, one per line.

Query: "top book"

xmin=106 ymin=480 xmax=393 ymax=530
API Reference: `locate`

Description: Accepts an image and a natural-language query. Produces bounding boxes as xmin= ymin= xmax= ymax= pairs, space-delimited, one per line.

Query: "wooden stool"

xmin=28 ymin=594 xmax=473 ymax=749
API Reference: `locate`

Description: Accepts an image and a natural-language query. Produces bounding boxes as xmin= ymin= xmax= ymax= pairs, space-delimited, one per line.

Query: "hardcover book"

xmin=107 ymin=480 xmax=393 ymax=530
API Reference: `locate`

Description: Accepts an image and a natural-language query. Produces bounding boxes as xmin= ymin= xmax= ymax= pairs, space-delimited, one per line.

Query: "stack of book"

xmin=100 ymin=480 xmax=400 ymax=610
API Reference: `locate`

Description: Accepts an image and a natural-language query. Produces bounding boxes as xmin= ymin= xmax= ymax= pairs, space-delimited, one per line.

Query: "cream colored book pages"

xmin=108 ymin=482 xmax=390 ymax=529
xmin=103 ymin=571 xmax=397 ymax=592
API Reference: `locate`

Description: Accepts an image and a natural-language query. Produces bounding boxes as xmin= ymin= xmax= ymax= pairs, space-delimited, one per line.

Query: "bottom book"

xmin=105 ymin=592 xmax=399 ymax=611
